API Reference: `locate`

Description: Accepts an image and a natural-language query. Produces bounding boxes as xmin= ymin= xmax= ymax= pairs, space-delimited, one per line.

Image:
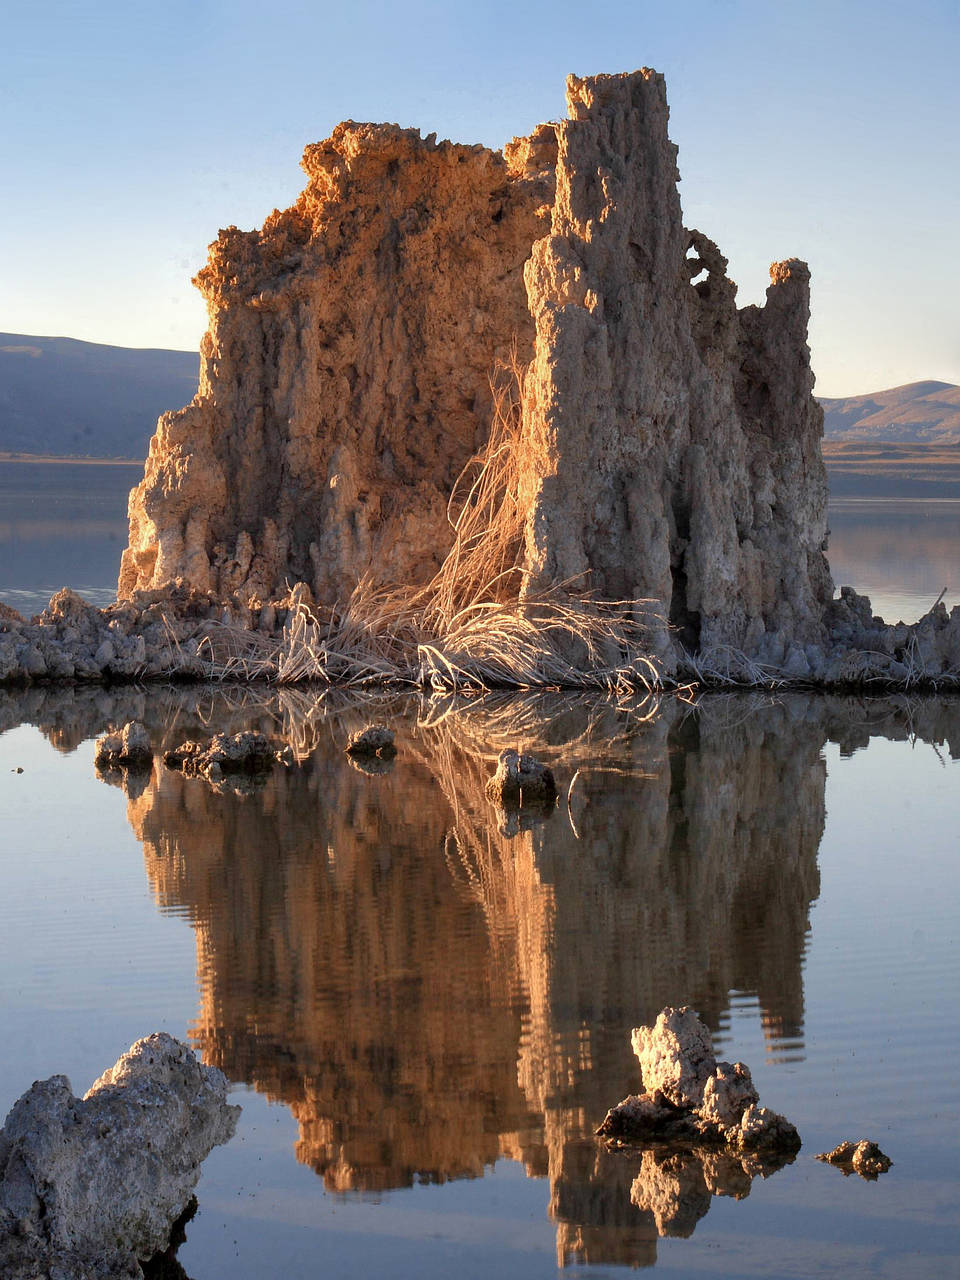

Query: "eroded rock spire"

xmin=119 ymin=69 xmax=832 ymax=670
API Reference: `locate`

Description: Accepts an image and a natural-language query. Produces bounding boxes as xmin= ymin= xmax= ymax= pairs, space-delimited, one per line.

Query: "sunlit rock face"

xmin=120 ymin=124 xmax=555 ymax=605
xmin=0 ymin=1035 xmax=237 ymax=1280
xmin=119 ymin=69 xmax=830 ymax=665
xmin=120 ymin=692 xmax=822 ymax=1257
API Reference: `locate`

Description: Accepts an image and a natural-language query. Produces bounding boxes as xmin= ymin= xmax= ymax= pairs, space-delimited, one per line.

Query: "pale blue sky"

xmin=2 ymin=0 xmax=957 ymax=396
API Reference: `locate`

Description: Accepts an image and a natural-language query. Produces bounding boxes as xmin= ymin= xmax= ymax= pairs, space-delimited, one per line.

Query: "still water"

xmin=828 ymin=499 xmax=960 ymax=623
xmin=1 ymin=686 xmax=958 ymax=1277
xmin=0 ymin=460 xmax=139 ymax=611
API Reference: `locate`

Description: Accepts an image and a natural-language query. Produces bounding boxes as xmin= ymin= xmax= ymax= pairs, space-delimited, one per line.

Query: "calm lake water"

xmin=0 ymin=460 xmax=139 ymax=611
xmin=828 ymin=499 xmax=960 ymax=623
xmin=1 ymin=686 xmax=958 ymax=1278
xmin=1 ymin=467 xmax=960 ymax=1275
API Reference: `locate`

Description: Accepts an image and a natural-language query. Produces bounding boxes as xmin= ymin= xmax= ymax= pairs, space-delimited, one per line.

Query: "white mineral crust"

xmin=0 ymin=1033 xmax=239 ymax=1276
xmin=631 ymin=1006 xmax=717 ymax=1109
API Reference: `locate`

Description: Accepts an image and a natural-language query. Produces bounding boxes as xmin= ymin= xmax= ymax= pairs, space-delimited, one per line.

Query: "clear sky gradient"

xmin=2 ymin=0 xmax=958 ymax=396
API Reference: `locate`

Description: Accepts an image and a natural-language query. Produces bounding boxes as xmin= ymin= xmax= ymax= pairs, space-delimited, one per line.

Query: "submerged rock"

xmin=95 ymin=720 xmax=153 ymax=770
xmin=485 ymin=748 xmax=557 ymax=808
xmin=0 ymin=1033 xmax=239 ymax=1279
xmin=599 ymin=1007 xmax=800 ymax=1156
xmin=815 ymin=1139 xmax=892 ymax=1178
xmin=345 ymin=724 xmax=397 ymax=758
xmin=164 ymin=730 xmax=286 ymax=777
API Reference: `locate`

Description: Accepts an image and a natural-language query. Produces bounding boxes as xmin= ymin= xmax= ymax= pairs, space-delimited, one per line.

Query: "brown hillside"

xmin=820 ymin=381 xmax=960 ymax=442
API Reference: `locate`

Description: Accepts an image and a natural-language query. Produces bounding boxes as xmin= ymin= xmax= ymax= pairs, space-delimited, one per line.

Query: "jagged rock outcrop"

xmin=0 ymin=1034 xmax=238 ymax=1279
xmin=119 ymin=123 xmax=556 ymax=605
xmin=6 ymin=74 xmax=960 ymax=687
xmin=117 ymin=67 xmax=832 ymax=670
xmin=517 ymin=73 xmax=830 ymax=660
xmin=597 ymin=1007 xmax=800 ymax=1155
xmin=815 ymin=1139 xmax=892 ymax=1178
xmin=164 ymin=730 xmax=289 ymax=780
xmin=95 ymin=720 xmax=153 ymax=769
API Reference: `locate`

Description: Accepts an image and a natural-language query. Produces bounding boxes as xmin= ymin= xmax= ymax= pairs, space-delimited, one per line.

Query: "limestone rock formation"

xmin=0 ymin=1033 xmax=239 ymax=1279
xmin=816 ymin=1139 xmax=892 ymax=1178
xmin=95 ymin=720 xmax=153 ymax=770
xmin=518 ymin=74 xmax=831 ymax=661
xmin=120 ymin=123 xmax=555 ymax=605
xmin=345 ymin=723 xmax=397 ymax=757
xmin=484 ymin=747 xmax=557 ymax=807
xmin=631 ymin=1006 xmax=717 ymax=1110
xmin=164 ymin=730 xmax=287 ymax=777
xmin=598 ymin=1007 xmax=800 ymax=1155
xmin=118 ymin=68 xmax=831 ymax=671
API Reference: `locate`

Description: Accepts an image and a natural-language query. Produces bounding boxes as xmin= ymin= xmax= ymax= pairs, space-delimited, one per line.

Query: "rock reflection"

xmin=9 ymin=685 xmax=958 ymax=1265
xmin=116 ymin=690 xmax=824 ymax=1262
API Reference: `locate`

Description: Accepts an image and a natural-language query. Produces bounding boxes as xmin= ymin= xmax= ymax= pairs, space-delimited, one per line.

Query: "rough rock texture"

xmin=95 ymin=720 xmax=153 ymax=769
xmin=0 ymin=1033 xmax=239 ymax=1279
xmin=517 ymin=73 xmax=830 ymax=663
xmin=599 ymin=1007 xmax=799 ymax=1154
xmin=345 ymin=724 xmax=396 ymax=757
xmin=9 ymin=579 xmax=960 ymax=689
xmin=816 ymin=1139 xmax=892 ymax=1178
xmin=164 ymin=730 xmax=289 ymax=779
xmin=632 ymin=1007 xmax=716 ymax=1110
xmin=119 ymin=122 xmax=555 ymax=604
xmin=116 ymin=68 xmax=831 ymax=670
xmin=7 ymin=76 xmax=960 ymax=687
xmin=485 ymin=748 xmax=557 ymax=807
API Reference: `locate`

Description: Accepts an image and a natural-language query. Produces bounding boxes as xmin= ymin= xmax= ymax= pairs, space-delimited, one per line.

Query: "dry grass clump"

xmin=189 ymin=356 xmax=667 ymax=692
xmin=678 ymin=644 xmax=786 ymax=688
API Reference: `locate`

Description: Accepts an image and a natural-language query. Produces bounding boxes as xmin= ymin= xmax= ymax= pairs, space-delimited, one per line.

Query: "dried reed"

xmin=187 ymin=355 xmax=668 ymax=691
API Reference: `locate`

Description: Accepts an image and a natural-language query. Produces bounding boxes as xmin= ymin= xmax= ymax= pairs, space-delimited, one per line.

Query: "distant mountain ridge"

xmin=0 ymin=333 xmax=197 ymax=459
xmin=820 ymin=380 xmax=960 ymax=443
xmin=1 ymin=333 xmax=958 ymax=458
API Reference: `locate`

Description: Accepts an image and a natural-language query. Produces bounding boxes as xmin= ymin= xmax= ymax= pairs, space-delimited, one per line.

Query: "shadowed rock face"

xmin=519 ymin=74 xmax=830 ymax=658
xmin=119 ymin=69 xmax=830 ymax=667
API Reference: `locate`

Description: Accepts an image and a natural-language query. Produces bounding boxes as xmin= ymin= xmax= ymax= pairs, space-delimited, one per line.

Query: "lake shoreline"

xmin=3 ymin=581 xmax=960 ymax=693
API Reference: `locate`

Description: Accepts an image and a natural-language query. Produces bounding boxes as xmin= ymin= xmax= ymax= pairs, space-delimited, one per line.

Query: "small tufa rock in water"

xmin=0 ymin=1032 xmax=239 ymax=1279
xmin=485 ymin=748 xmax=558 ymax=809
xmin=164 ymin=731 xmax=283 ymax=778
xmin=94 ymin=721 xmax=153 ymax=770
xmin=631 ymin=1006 xmax=717 ymax=1111
xmin=815 ymin=1140 xmax=892 ymax=1179
xmin=345 ymin=724 xmax=397 ymax=758
xmin=598 ymin=1007 xmax=800 ymax=1157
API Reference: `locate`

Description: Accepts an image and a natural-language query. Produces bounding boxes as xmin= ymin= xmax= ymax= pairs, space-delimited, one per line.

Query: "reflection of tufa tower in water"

xmin=130 ymin=697 xmax=822 ymax=1265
